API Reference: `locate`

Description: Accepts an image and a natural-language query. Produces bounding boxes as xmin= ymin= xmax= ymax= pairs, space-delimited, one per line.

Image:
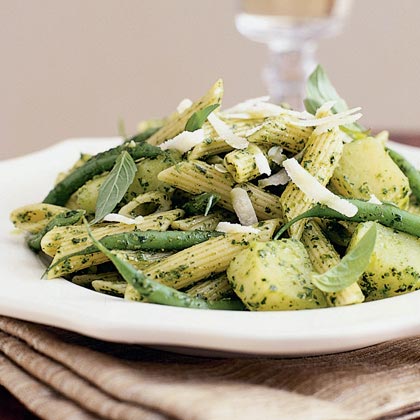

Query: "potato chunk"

xmin=227 ymin=240 xmax=327 ymax=311
xmin=330 ymin=137 xmax=411 ymax=209
xmin=348 ymin=222 xmax=420 ymax=301
xmin=66 ymin=173 xmax=107 ymax=215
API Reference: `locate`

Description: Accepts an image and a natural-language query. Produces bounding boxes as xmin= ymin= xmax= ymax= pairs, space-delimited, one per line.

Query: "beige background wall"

xmin=1 ymin=0 xmax=420 ymax=160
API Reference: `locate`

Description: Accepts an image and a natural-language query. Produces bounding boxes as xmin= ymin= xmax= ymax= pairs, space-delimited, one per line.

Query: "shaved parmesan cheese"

xmin=214 ymin=163 xmax=228 ymax=173
xmin=223 ymin=97 xmax=306 ymax=120
xmin=244 ymin=124 xmax=264 ymax=137
xmin=103 ymin=214 xmax=144 ymax=225
xmin=216 ymin=222 xmax=260 ymax=234
xmin=268 ymin=146 xmax=287 ymax=165
xmin=207 ymin=112 xmax=248 ymax=149
xmin=368 ymin=194 xmax=383 ymax=205
xmin=316 ymin=101 xmax=336 ymax=115
xmin=159 ymin=129 xmax=205 ymax=153
xmin=292 ymin=107 xmax=362 ymax=129
xmin=223 ymin=96 xmax=270 ymax=114
xmin=176 ymin=98 xmax=193 ymax=114
xmin=258 ymin=169 xmax=290 ymax=188
xmin=283 ymin=158 xmax=358 ymax=217
xmin=231 ymin=187 xmax=258 ymax=226
xmin=313 ymin=113 xmax=363 ymax=135
xmin=255 ymin=152 xmax=271 ymax=176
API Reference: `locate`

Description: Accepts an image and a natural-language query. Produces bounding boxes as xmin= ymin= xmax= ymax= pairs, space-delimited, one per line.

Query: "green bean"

xmin=387 ymin=148 xmax=420 ymax=201
xmin=85 ymin=221 xmax=244 ymax=310
xmin=43 ymin=128 xmax=161 ymax=206
xmin=122 ymin=127 xmax=160 ymax=143
xmin=182 ymin=192 xmax=220 ymax=216
xmin=102 ymin=229 xmax=223 ymax=250
xmin=274 ymin=199 xmax=420 ymax=239
xmin=47 ymin=230 xmax=223 ymax=274
xmin=28 ymin=209 xmax=85 ymax=252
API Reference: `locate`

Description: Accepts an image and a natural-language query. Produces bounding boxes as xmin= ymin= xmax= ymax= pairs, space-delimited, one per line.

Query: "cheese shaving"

xmin=254 ymin=152 xmax=271 ymax=176
xmin=291 ymin=107 xmax=362 ymax=128
xmin=258 ymin=169 xmax=290 ymax=188
xmin=176 ymin=98 xmax=193 ymax=114
xmin=244 ymin=124 xmax=264 ymax=137
xmin=223 ymin=96 xmax=270 ymax=114
xmin=103 ymin=214 xmax=144 ymax=225
xmin=313 ymin=113 xmax=363 ymax=135
xmin=316 ymin=101 xmax=336 ymax=115
xmin=207 ymin=112 xmax=248 ymax=149
xmin=231 ymin=187 xmax=258 ymax=226
xmin=268 ymin=146 xmax=287 ymax=165
xmin=159 ymin=129 xmax=205 ymax=153
xmin=368 ymin=194 xmax=383 ymax=205
xmin=214 ymin=163 xmax=228 ymax=173
xmin=283 ymin=158 xmax=358 ymax=217
xmin=216 ymin=222 xmax=260 ymax=234
xmin=224 ymin=102 xmax=306 ymax=120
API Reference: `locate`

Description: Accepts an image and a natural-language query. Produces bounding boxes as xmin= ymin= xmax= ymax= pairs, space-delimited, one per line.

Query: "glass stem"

xmin=263 ymin=41 xmax=317 ymax=109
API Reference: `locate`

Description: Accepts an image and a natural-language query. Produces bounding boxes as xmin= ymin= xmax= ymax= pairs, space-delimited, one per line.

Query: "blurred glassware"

xmin=236 ymin=0 xmax=353 ymax=109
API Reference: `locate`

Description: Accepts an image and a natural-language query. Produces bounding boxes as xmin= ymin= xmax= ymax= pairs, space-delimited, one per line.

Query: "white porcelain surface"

xmin=0 ymin=138 xmax=419 ymax=356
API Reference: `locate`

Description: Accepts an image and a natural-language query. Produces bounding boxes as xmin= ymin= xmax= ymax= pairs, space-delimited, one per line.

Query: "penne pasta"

xmin=147 ymin=79 xmax=224 ymax=146
xmin=279 ymin=114 xmax=344 ymax=239
xmin=10 ymin=203 xmax=68 ymax=234
xmin=301 ymin=220 xmax=365 ymax=307
xmin=158 ymin=161 xmax=283 ymax=220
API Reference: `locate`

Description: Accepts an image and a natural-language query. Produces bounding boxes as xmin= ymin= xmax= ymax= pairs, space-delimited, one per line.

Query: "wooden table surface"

xmin=0 ymin=134 xmax=418 ymax=420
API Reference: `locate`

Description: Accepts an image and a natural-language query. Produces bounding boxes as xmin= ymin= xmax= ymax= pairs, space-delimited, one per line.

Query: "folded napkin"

xmin=0 ymin=316 xmax=419 ymax=420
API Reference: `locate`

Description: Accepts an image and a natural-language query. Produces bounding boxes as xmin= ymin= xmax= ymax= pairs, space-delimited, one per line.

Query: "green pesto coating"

xmin=47 ymin=230 xmax=223 ymax=275
xmin=387 ymin=148 xmax=420 ymax=201
xmin=27 ymin=209 xmax=85 ymax=252
xmin=43 ymin=128 xmax=161 ymax=206
xmin=275 ymin=199 xmax=420 ymax=239
xmin=86 ymin=223 xmax=244 ymax=310
xmin=98 ymin=229 xmax=223 ymax=251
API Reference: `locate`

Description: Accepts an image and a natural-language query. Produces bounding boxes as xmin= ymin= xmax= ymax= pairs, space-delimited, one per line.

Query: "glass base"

xmin=263 ymin=42 xmax=317 ymax=110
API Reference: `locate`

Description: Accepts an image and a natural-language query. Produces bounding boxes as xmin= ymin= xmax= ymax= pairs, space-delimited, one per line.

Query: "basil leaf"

xmin=311 ymin=223 xmax=377 ymax=293
xmin=185 ymin=104 xmax=219 ymax=132
xmin=305 ymin=65 xmax=348 ymax=114
xmin=304 ymin=65 xmax=365 ymax=133
xmin=182 ymin=192 xmax=220 ymax=216
xmin=92 ymin=151 xmax=137 ymax=224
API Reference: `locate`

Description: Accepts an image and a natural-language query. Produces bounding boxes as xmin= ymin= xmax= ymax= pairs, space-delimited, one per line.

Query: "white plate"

xmin=1 ymin=138 xmax=419 ymax=356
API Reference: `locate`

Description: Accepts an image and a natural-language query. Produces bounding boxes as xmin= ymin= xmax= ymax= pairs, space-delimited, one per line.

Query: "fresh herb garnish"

xmin=185 ymin=104 xmax=219 ymax=132
xmin=182 ymin=192 xmax=220 ymax=216
xmin=311 ymin=223 xmax=377 ymax=292
xmin=92 ymin=151 xmax=137 ymax=224
xmin=305 ymin=65 xmax=365 ymax=134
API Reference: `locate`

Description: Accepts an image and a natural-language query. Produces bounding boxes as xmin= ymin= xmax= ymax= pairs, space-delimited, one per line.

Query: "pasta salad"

xmin=10 ymin=66 xmax=420 ymax=311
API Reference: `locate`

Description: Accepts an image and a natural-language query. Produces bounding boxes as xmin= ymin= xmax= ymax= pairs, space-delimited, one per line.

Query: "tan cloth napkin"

xmin=0 ymin=316 xmax=419 ymax=420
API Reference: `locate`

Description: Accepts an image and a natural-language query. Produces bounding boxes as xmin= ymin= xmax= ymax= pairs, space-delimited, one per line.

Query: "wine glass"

xmin=235 ymin=0 xmax=353 ymax=109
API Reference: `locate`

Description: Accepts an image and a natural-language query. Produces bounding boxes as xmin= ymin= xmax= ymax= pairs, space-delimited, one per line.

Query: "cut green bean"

xmin=274 ymin=198 xmax=420 ymax=239
xmin=387 ymin=148 xmax=420 ymax=201
xmin=99 ymin=229 xmax=223 ymax=251
xmin=43 ymin=128 xmax=161 ymax=206
xmin=28 ymin=209 xmax=85 ymax=252
xmin=85 ymin=221 xmax=244 ymax=310
xmin=47 ymin=230 xmax=223 ymax=275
